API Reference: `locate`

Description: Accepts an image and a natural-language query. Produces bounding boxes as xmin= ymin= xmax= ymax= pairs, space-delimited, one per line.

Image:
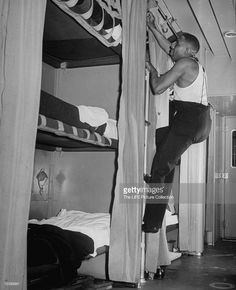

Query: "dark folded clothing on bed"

xmin=28 ymin=223 xmax=94 ymax=283
xmin=39 ymin=91 xmax=106 ymax=135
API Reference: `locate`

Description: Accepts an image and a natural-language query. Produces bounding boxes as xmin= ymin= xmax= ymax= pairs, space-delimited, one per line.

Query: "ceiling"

xmin=164 ymin=0 xmax=236 ymax=60
xmin=43 ymin=0 xmax=236 ymax=115
xmin=43 ymin=0 xmax=236 ymax=64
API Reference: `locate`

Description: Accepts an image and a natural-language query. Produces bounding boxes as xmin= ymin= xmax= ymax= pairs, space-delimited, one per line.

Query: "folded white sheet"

xmin=165 ymin=209 xmax=178 ymax=226
xmin=29 ymin=209 xmax=110 ymax=257
xmin=77 ymin=105 xmax=109 ymax=127
xmin=103 ymin=118 xmax=118 ymax=139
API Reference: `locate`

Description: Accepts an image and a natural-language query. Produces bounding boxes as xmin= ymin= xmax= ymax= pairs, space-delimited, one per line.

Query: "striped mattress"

xmin=37 ymin=114 xmax=117 ymax=150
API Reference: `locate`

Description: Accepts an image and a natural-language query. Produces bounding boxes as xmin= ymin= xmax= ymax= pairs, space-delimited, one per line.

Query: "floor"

xmin=114 ymin=240 xmax=236 ymax=290
xmin=35 ymin=240 xmax=236 ymax=289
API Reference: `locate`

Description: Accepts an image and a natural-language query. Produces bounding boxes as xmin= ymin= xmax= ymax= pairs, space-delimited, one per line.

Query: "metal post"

xmin=140 ymin=69 xmax=151 ymax=284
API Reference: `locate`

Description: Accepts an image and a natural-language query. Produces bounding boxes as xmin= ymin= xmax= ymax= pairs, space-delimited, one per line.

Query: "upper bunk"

xmin=43 ymin=0 xmax=122 ymax=69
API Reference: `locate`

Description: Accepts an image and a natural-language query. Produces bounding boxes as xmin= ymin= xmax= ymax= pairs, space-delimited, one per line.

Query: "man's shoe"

xmin=144 ymin=174 xmax=152 ymax=184
xmin=154 ymin=267 xmax=166 ymax=280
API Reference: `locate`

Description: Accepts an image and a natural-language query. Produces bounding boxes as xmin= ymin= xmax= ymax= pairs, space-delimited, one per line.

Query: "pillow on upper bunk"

xmin=39 ymin=91 xmax=107 ymax=135
xmin=77 ymin=105 xmax=108 ymax=127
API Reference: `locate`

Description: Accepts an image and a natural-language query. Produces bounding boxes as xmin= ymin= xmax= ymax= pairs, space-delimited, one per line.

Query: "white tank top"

xmin=173 ymin=62 xmax=208 ymax=106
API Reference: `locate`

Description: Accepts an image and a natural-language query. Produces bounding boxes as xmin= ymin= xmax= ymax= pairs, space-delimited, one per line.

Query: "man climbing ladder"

xmin=142 ymin=12 xmax=212 ymax=233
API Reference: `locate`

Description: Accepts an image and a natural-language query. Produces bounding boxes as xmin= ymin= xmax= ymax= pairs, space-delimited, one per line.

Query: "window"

xmin=232 ymin=130 xmax=236 ymax=167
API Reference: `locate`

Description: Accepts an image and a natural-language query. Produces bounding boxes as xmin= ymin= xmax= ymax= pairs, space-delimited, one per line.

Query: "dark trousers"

xmin=143 ymin=100 xmax=212 ymax=230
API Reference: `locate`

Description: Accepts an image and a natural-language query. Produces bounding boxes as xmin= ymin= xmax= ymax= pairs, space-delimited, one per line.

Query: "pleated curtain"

xmin=109 ymin=0 xmax=147 ymax=283
xmin=179 ymin=141 xmax=207 ymax=254
xmin=0 ymin=1 xmax=46 ymax=288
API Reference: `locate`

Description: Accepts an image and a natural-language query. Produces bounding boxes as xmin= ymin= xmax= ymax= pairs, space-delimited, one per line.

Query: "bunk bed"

xmin=32 ymin=89 xmax=117 ymax=286
xmin=27 ymin=209 xmax=110 ymax=288
xmin=36 ymin=90 xmax=118 ymax=151
xmin=30 ymin=1 xmax=121 ymax=284
xmin=30 ymin=1 xmax=122 ymax=286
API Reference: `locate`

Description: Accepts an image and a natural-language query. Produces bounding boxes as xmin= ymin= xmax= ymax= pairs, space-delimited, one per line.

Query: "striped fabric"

xmin=51 ymin=0 xmax=122 ymax=47
xmin=38 ymin=114 xmax=117 ymax=148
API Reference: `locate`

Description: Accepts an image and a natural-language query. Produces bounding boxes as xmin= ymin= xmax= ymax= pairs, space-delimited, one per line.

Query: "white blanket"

xmin=78 ymin=105 xmax=109 ymax=127
xmin=29 ymin=209 xmax=110 ymax=257
xmin=165 ymin=209 xmax=178 ymax=226
xmin=103 ymin=118 xmax=118 ymax=140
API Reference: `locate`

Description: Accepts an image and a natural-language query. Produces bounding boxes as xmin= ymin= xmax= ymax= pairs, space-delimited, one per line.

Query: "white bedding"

xmin=103 ymin=118 xmax=117 ymax=140
xmin=165 ymin=209 xmax=178 ymax=226
xmin=29 ymin=209 xmax=110 ymax=257
xmin=77 ymin=105 xmax=109 ymax=127
xmin=76 ymin=105 xmax=118 ymax=140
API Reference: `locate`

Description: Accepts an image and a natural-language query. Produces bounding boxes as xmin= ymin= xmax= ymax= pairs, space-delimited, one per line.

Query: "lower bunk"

xmin=27 ymin=209 xmax=110 ymax=289
xmin=27 ymin=208 xmax=180 ymax=289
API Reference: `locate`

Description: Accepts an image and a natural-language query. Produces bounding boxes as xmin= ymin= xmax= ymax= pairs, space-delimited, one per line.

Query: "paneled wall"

xmin=206 ymin=55 xmax=236 ymax=97
xmin=55 ymin=64 xmax=120 ymax=119
xmin=41 ymin=62 xmax=58 ymax=95
xmin=30 ymin=150 xmax=116 ymax=218
xmin=51 ymin=151 xmax=116 ymax=214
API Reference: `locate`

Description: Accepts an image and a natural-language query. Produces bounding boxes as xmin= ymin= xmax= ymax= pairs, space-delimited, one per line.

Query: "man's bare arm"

xmin=147 ymin=59 xmax=187 ymax=95
xmin=147 ymin=12 xmax=171 ymax=55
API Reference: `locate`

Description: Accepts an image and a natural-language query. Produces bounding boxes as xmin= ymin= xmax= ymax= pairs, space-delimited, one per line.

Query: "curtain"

xmin=0 ymin=0 xmax=46 ymax=288
xmin=109 ymin=0 xmax=147 ymax=283
xmin=179 ymin=141 xmax=207 ymax=253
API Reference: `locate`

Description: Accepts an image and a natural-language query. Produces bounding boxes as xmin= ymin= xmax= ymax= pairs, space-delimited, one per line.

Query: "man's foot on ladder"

xmin=144 ymin=174 xmax=152 ymax=184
